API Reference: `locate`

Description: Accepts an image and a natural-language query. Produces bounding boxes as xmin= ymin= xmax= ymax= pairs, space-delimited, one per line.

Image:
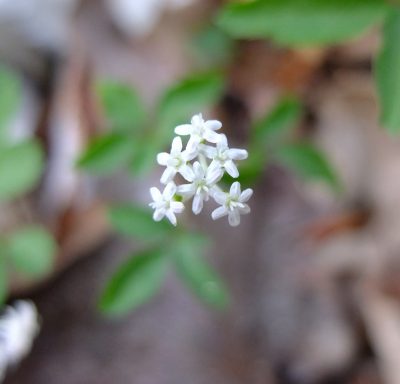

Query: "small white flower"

xmin=211 ymin=182 xmax=253 ymax=226
xmin=149 ymin=182 xmax=184 ymax=226
xmin=175 ymin=113 xmax=222 ymax=153
xmin=0 ymin=301 xmax=40 ymax=381
xmin=157 ymin=136 xmax=195 ymax=184
xmin=202 ymin=134 xmax=248 ymax=178
xmin=177 ymin=161 xmax=222 ymax=215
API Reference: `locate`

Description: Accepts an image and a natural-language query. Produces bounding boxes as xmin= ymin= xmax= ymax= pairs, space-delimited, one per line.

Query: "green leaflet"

xmin=276 ymin=142 xmax=340 ymax=189
xmin=99 ymin=249 xmax=168 ymax=317
xmin=375 ymin=8 xmax=400 ymax=132
xmin=217 ymin=0 xmax=387 ymax=46
xmin=109 ymin=204 xmax=172 ymax=240
xmin=8 ymin=226 xmax=56 ymax=279
xmin=0 ymin=139 xmax=44 ymax=201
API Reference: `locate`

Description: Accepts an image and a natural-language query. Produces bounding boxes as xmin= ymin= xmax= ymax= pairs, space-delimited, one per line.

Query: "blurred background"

xmin=1 ymin=0 xmax=400 ymax=383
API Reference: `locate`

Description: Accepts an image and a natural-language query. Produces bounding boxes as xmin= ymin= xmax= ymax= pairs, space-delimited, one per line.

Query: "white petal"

xmin=157 ymin=152 xmax=170 ymax=166
xmin=224 ymin=160 xmax=239 ymax=178
xmin=160 ymin=167 xmax=176 ymax=184
xmin=186 ymin=135 xmax=200 ymax=153
xmin=193 ymin=161 xmax=205 ymax=179
xmin=179 ymin=164 xmax=195 ymax=182
xmin=153 ymin=209 xmax=165 ymax=221
xmin=163 ymin=182 xmax=176 ymax=200
xmin=165 ymin=210 xmax=177 ymax=226
xmin=150 ymin=187 xmax=162 ymax=202
xmin=177 ymin=183 xmax=195 ymax=197
xmin=182 ymin=148 xmax=197 ymax=162
xmin=175 ymin=124 xmax=192 ymax=135
xmin=228 ymin=148 xmax=248 ymax=161
xmin=211 ymin=206 xmax=228 ymax=220
xmin=205 ymin=120 xmax=222 ymax=131
xmin=239 ymin=205 xmax=251 ymax=215
xmin=212 ymin=190 xmax=227 ymax=205
xmin=191 ymin=114 xmax=203 ymax=126
xmin=240 ymin=188 xmax=253 ymax=203
xmin=217 ymin=134 xmax=228 ymax=148
xmin=228 ymin=210 xmax=241 ymax=226
xmin=206 ymin=161 xmax=223 ymax=184
xmin=171 ymin=136 xmax=182 ymax=154
xmin=171 ymin=201 xmax=184 ymax=213
xmin=230 ymin=182 xmax=241 ymax=198
xmin=201 ymin=145 xmax=217 ymax=159
xmin=192 ymin=194 xmax=203 ymax=215
xmin=203 ymin=129 xmax=221 ymax=143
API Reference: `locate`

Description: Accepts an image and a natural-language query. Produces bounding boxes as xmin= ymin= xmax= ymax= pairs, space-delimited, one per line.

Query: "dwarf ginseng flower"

xmin=150 ymin=113 xmax=253 ymax=226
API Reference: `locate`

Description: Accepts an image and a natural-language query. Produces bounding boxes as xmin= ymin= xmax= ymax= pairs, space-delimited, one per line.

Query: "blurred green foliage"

xmin=276 ymin=142 xmax=340 ymax=190
xmin=0 ymin=140 xmax=44 ymax=200
xmin=375 ymin=8 xmax=400 ymax=132
xmin=97 ymin=81 xmax=146 ymax=133
xmin=100 ymin=248 xmax=168 ymax=316
xmin=191 ymin=24 xmax=235 ymax=67
xmin=217 ymin=0 xmax=387 ymax=46
xmin=0 ymin=66 xmax=57 ymax=306
xmin=0 ymin=66 xmax=21 ymax=139
xmin=7 ymin=226 xmax=56 ymax=278
xmin=216 ymin=0 xmax=400 ymax=132
xmin=174 ymin=234 xmax=229 ymax=309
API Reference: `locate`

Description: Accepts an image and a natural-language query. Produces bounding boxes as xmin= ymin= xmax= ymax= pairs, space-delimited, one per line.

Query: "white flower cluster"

xmin=0 ymin=301 xmax=40 ymax=382
xmin=150 ymin=113 xmax=253 ymax=227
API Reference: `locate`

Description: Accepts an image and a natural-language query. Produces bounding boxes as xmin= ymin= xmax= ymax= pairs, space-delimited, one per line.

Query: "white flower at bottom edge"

xmin=211 ymin=182 xmax=253 ymax=227
xmin=174 ymin=113 xmax=223 ymax=153
xmin=149 ymin=182 xmax=184 ymax=226
xmin=177 ymin=161 xmax=222 ymax=215
xmin=0 ymin=300 xmax=40 ymax=377
xmin=202 ymin=134 xmax=248 ymax=178
xmin=156 ymin=136 xmax=195 ymax=184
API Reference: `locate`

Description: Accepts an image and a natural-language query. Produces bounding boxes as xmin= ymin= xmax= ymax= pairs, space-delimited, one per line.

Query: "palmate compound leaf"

xmin=99 ymin=249 xmax=168 ymax=317
xmin=217 ymin=0 xmax=387 ymax=46
xmin=0 ymin=139 xmax=44 ymax=201
xmin=174 ymin=233 xmax=230 ymax=309
xmin=375 ymin=8 xmax=400 ymax=132
xmin=7 ymin=226 xmax=56 ymax=279
xmin=276 ymin=142 xmax=340 ymax=190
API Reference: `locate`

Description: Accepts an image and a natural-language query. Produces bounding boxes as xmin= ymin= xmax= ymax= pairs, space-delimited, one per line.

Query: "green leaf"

xmin=157 ymin=72 xmax=225 ymax=145
xmin=0 ymin=66 xmax=21 ymax=133
xmin=109 ymin=204 xmax=173 ymax=240
xmin=276 ymin=142 xmax=339 ymax=189
xmin=0 ymin=139 xmax=44 ymax=201
xmin=217 ymin=0 xmax=387 ymax=46
xmin=0 ymin=255 xmax=7 ymax=305
xmin=8 ymin=226 xmax=56 ymax=278
xmin=253 ymin=97 xmax=302 ymax=146
xmin=236 ymin=146 xmax=266 ymax=185
xmin=236 ymin=98 xmax=301 ymax=185
xmin=97 ymin=81 xmax=146 ymax=132
xmin=129 ymin=138 xmax=159 ymax=176
xmin=191 ymin=25 xmax=235 ymax=67
xmin=77 ymin=133 xmax=134 ymax=174
xmin=375 ymin=8 xmax=400 ymax=132
xmin=99 ymin=249 xmax=168 ymax=316
xmin=174 ymin=235 xmax=229 ymax=309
